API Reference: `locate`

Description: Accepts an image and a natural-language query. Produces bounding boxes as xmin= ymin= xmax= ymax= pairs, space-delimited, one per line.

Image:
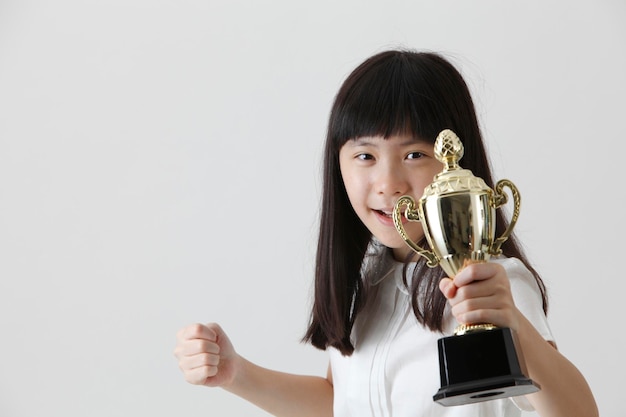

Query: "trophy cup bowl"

xmin=392 ymin=129 xmax=539 ymax=406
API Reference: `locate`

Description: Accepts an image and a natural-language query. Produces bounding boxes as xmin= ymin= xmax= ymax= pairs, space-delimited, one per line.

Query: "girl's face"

xmin=339 ymin=134 xmax=443 ymax=261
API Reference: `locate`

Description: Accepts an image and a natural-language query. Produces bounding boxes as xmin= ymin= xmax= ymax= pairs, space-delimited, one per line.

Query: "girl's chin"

xmin=374 ymin=232 xmax=424 ymax=260
xmin=376 ymin=236 xmax=412 ymax=254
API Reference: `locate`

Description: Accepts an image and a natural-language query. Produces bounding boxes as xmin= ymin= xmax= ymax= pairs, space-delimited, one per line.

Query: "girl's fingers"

xmin=179 ymin=351 xmax=220 ymax=372
xmin=178 ymin=323 xmax=218 ymax=342
xmin=174 ymin=322 xmax=237 ymax=388
xmin=452 ymin=262 xmax=503 ymax=287
xmin=175 ymin=338 xmax=220 ymax=359
xmin=174 ymin=324 xmax=222 ymax=361
xmin=439 ymin=263 xmax=518 ymax=328
xmin=183 ymin=364 xmax=219 ymax=385
xmin=439 ymin=277 xmax=457 ymax=299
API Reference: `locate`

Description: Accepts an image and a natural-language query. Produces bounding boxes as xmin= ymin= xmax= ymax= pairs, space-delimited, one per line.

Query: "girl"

xmin=174 ymin=49 xmax=598 ymax=417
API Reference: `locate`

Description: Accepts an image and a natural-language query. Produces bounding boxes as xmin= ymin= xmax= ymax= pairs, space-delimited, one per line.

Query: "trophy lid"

xmin=435 ymin=129 xmax=464 ymax=171
xmin=423 ymin=130 xmax=490 ymax=198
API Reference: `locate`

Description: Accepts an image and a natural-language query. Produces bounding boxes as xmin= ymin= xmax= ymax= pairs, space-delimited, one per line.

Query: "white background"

xmin=1 ymin=1 xmax=624 ymax=416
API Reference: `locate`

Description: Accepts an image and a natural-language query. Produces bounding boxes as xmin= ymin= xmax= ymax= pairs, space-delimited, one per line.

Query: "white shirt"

xmin=329 ymin=256 xmax=553 ymax=417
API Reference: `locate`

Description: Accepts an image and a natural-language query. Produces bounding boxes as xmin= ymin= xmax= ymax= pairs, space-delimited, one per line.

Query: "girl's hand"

xmin=174 ymin=322 xmax=239 ymax=388
xmin=439 ymin=262 xmax=520 ymax=331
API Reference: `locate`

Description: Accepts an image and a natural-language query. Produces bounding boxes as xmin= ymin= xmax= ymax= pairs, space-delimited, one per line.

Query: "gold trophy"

xmin=392 ymin=129 xmax=539 ymax=406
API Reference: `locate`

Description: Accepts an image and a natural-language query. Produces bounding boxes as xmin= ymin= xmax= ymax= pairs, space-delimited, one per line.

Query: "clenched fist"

xmin=174 ymin=323 xmax=239 ymax=388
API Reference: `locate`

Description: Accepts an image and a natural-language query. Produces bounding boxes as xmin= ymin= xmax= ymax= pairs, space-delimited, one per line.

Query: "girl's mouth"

xmin=376 ymin=209 xmax=393 ymax=218
xmin=375 ymin=208 xmax=409 ymax=225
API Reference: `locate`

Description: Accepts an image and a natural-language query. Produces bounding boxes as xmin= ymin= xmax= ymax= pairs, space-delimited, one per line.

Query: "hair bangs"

xmin=331 ymin=53 xmax=446 ymax=148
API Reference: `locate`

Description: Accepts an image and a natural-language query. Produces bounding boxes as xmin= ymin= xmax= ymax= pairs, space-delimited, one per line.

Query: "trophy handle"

xmin=490 ymin=179 xmax=521 ymax=255
xmin=393 ymin=195 xmax=439 ymax=266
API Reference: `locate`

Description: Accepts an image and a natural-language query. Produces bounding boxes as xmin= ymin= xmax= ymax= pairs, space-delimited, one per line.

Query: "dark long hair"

xmin=303 ymin=49 xmax=548 ymax=356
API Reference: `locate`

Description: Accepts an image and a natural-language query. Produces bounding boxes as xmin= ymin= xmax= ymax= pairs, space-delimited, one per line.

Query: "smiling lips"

xmin=374 ymin=208 xmax=408 ymax=225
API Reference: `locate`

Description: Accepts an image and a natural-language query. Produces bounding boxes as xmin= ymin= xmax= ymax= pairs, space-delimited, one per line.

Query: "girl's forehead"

xmin=348 ymin=134 xmax=431 ymax=146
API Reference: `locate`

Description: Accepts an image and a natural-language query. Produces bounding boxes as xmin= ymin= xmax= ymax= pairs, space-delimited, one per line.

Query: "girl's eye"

xmin=357 ymin=153 xmax=374 ymax=161
xmin=406 ymin=152 xmax=424 ymax=160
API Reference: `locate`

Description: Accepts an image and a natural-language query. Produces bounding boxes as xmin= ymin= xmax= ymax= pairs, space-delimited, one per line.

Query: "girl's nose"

xmin=375 ymin=166 xmax=408 ymax=196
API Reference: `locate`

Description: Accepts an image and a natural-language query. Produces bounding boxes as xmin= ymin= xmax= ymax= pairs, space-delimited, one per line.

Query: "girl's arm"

xmin=174 ymin=322 xmax=333 ymax=417
xmin=440 ymin=264 xmax=598 ymax=417
xmin=223 ymin=359 xmax=334 ymax=417
xmin=515 ymin=315 xmax=598 ymax=417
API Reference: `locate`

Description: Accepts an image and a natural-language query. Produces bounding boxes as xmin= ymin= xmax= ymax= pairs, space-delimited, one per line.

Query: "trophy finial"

xmin=435 ymin=129 xmax=464 ymax=171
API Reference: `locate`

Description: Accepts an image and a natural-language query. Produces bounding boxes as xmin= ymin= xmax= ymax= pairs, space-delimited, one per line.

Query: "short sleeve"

xmin=497 ymin=257 xmax=553 ymax=342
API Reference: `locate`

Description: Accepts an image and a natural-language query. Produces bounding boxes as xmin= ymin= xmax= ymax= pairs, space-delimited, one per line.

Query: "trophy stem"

xmin=454 ymin=323 xmax=497 ymax=336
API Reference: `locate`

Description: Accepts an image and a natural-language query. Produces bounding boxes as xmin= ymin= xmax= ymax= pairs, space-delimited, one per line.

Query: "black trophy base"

xmin=434 ymin=327 xmax=540 ymax=407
